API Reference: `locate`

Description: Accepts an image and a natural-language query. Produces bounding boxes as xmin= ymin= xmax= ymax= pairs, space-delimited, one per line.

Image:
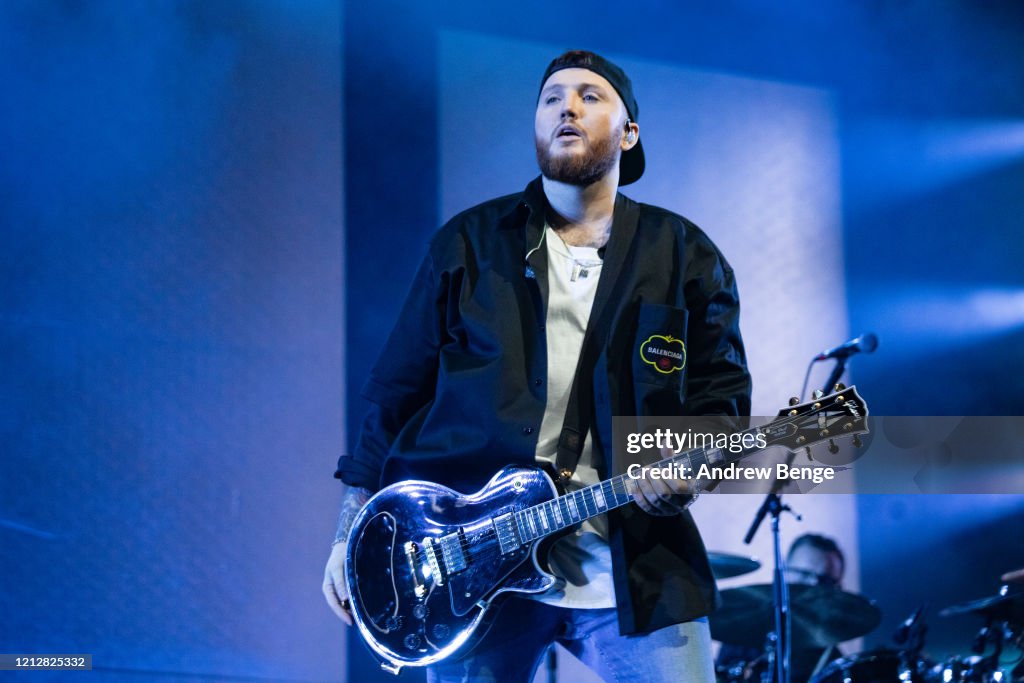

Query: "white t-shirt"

xmin=531 ymin=226 xmax=615 ymax=609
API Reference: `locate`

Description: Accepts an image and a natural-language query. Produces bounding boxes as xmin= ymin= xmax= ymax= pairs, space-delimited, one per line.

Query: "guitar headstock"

xmin=761 ymin=385 xmax=869 ymax=453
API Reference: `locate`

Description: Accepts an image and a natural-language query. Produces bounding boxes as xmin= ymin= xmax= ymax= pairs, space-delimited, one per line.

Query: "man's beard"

xmin=535 ymin=129 xmax=619 ymax=186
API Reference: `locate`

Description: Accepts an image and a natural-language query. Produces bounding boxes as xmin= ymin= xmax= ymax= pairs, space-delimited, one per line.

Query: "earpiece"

xmin=625 ymin=119 xmax=636 ymax=143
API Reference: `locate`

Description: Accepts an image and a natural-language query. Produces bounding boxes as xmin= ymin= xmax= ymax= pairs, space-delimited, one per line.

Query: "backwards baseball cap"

xmin=538 ymin=50 xmax=645 ymax=185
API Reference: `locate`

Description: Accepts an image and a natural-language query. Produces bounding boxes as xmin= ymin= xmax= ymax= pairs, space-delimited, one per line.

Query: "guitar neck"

xmin=514 ymin=425 xmax=762 ymax=544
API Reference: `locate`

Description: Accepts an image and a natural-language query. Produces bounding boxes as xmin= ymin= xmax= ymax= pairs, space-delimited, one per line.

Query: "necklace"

xmin=569 ymin=256 xmax=604 ymax=281
xmin=548 ymin=227 xmax=604 ymax=282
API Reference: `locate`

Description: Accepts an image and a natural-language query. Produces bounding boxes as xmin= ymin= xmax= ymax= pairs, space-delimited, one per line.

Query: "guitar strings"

xmin=425 ymin=406 xmax=860 ymax=573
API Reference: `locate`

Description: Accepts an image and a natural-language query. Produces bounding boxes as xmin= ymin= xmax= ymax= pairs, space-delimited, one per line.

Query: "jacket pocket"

xmin=632 ymin=302 xmax=688 ymax=390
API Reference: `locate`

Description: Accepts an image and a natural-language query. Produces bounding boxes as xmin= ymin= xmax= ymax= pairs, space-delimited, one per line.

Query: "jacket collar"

xmin=508 ymin=175 xmax=640 ymax=264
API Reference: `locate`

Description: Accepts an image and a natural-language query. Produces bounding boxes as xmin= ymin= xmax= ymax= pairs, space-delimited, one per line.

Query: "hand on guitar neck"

xmin=627 ymin=446 xmax=701 ymax=515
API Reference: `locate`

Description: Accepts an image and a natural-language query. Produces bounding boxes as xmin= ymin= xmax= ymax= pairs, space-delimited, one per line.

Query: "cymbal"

xmin=710 ymin=583 xmax=882 ymax=648
xmin=939 ymin=590 xmax=1024 ymax=623
xmin=1002 ymin=568 xmax=1024 ymax=584
xmin=709 ymin=552 xmax=761 ymax=579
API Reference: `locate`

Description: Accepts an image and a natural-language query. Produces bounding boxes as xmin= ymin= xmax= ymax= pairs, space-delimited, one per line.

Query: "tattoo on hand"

xmin=334 ymin=486 xmax=371 ymax=544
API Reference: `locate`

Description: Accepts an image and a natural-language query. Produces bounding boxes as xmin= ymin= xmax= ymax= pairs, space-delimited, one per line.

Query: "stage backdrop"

xmin=0 ymin=2 xmax=346 ymax=680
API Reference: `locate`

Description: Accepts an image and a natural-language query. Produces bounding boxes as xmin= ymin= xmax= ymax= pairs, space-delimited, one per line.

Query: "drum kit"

xmin=708 ymin=554 xmax=1024 ymax=683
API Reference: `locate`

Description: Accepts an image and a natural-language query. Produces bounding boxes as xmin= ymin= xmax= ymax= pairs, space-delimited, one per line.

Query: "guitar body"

xmin=345 ymin=466 xmax=561 ymax=673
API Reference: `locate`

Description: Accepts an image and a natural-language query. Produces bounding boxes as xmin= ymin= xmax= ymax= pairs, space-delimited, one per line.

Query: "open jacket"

xmin=336 ymin=176 xmax=752 ymax=635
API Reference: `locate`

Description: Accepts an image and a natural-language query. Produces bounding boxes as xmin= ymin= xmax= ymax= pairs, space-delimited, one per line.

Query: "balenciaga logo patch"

xmin=640 ymin=334 xmax=686 ymax=374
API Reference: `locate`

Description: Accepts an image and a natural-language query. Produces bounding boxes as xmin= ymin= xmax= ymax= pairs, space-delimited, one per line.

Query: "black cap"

xmin=538 ymin=50 xmax=644 ymax=185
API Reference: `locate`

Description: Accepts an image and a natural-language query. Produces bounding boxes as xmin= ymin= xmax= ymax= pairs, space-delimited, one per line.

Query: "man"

xmin=718 ymin=533 xmax=847 ymax=683
xmin=323 ymin=50 xmax=751 ymax=682
xmin=785 ymin=534 xmax=847 ymax=681
xmin=786 ymin=533 xmax=845 ymax=588
xmin=782 ymin=532 xmax=847 ymax=683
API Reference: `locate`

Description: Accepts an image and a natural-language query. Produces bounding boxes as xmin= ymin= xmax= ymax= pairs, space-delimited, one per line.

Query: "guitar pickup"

xmin=439 ymin=531 xmax=468 ymax=574
xmin=492 ymin=513 xmax=522 ymax=554
xmin=422 ymin=531 xmax=468 ymax=584
xmin=422 ymin=537 xmax=446 ymax=585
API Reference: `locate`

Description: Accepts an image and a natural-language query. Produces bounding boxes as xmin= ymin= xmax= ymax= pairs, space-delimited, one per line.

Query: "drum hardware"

xmin=811 ymin=648 xmax=921 ymax=683
xmin=709 ymin=552 xmax=762 ymax=580
xmin=937 ymin=585 xmax=1024 ymax=683
xmin=940 ymin=586 xmax=1024 ymax=625
xmin=711 ymin=583 xmax=883 ymax=650
xmin=712 ymin=559 xmax=1024 ymax=682
xmin=895 ymin=604 xmax=933 ymax=682
xmin=931 ymin=654 xmax=1018 ymax=683
xmin=808 ymin=605 xmax=934 ymax=683
xmin=742 ymin=489 xmax=803 ymax=683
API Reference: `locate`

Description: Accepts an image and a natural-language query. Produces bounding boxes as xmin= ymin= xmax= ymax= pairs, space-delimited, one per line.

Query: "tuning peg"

xmin=812 ymin=389 xmax=824 ymax=400
xmin=788 ymin=396 xmax=800 ymax=406
xmin=828 ymin=439 xmax=840 ymax=454
xmin=833 ymin=383 xmax=846 ymax=392
xmin=852 ymin=435 xmax=863 ymax=448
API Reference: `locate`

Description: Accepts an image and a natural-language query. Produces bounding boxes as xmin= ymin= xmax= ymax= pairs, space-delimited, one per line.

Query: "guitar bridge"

xmin=403 ymin=541 xmax=427 ymax=598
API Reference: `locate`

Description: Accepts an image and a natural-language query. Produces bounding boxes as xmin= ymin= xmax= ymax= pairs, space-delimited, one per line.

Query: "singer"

xmin=322 ymin=50 xmax=751 ymax=682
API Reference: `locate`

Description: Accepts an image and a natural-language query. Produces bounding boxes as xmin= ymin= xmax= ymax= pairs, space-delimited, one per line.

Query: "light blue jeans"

xmin=426 ymin=597 xmax=715 ymax=683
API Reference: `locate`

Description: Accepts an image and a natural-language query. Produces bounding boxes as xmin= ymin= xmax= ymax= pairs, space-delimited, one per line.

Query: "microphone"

xmin=815 ymin=332 xmax=878 ymax=361
xmin=893 ymin=604 xmax=926 ymax=645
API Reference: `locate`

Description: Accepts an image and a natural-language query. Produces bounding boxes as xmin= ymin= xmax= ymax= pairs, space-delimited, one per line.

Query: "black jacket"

xmin=336 ymin=176 xmax=752 ymax=634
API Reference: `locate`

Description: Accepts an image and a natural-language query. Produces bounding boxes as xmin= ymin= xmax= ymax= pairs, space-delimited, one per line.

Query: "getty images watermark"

xmin=613 ymin=416 xmax=1024 ymax=494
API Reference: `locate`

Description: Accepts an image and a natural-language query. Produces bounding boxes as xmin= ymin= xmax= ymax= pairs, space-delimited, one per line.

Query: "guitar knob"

xmin=852 ymin=435 xmax=863 ymax=448
xmin=413 ymin=604 xmax=429 ymax=620
xmin=828 ymin=439 xmax=839 ymax=454
xmin=385 ymin=615 xmax=404 ymax=632
xmin=404 ymin=634 xmax=422 ymax=650
xmin=432 ymin=623 xmax=450 ymax=640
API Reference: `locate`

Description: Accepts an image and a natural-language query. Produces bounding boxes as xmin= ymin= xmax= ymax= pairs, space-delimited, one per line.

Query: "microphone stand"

xmin=745 ymin=471 xmax=801 ymax=683
xmin=821 ymin=356 xmax=848 ymax=397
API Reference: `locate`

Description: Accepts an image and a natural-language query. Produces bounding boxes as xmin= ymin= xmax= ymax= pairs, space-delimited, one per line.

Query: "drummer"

xmin=786 ymin=533 xmax=845 ymax=588
xmin=787 ymin=534 xmax=847 ymax=680
xmin=717 ymin=533 xmax=847 ymax=683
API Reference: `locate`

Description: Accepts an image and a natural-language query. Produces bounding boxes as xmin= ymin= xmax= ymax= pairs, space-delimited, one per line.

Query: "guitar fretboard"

xmin=513 ymin=432 xmax=756 ymax=543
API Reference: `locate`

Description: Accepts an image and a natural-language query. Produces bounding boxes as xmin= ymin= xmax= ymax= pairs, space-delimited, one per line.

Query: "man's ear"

xmin=623 ymin=119 xmax=639 ymax=149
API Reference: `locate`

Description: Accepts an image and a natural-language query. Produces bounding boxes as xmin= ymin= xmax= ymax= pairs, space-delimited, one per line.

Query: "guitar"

xmin=345 ymin=387 xmax=869 ymax=674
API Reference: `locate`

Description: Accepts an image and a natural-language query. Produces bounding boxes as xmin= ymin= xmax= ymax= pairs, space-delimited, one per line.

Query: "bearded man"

xmin=324 ymin=50 xmax=751 ymax=682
